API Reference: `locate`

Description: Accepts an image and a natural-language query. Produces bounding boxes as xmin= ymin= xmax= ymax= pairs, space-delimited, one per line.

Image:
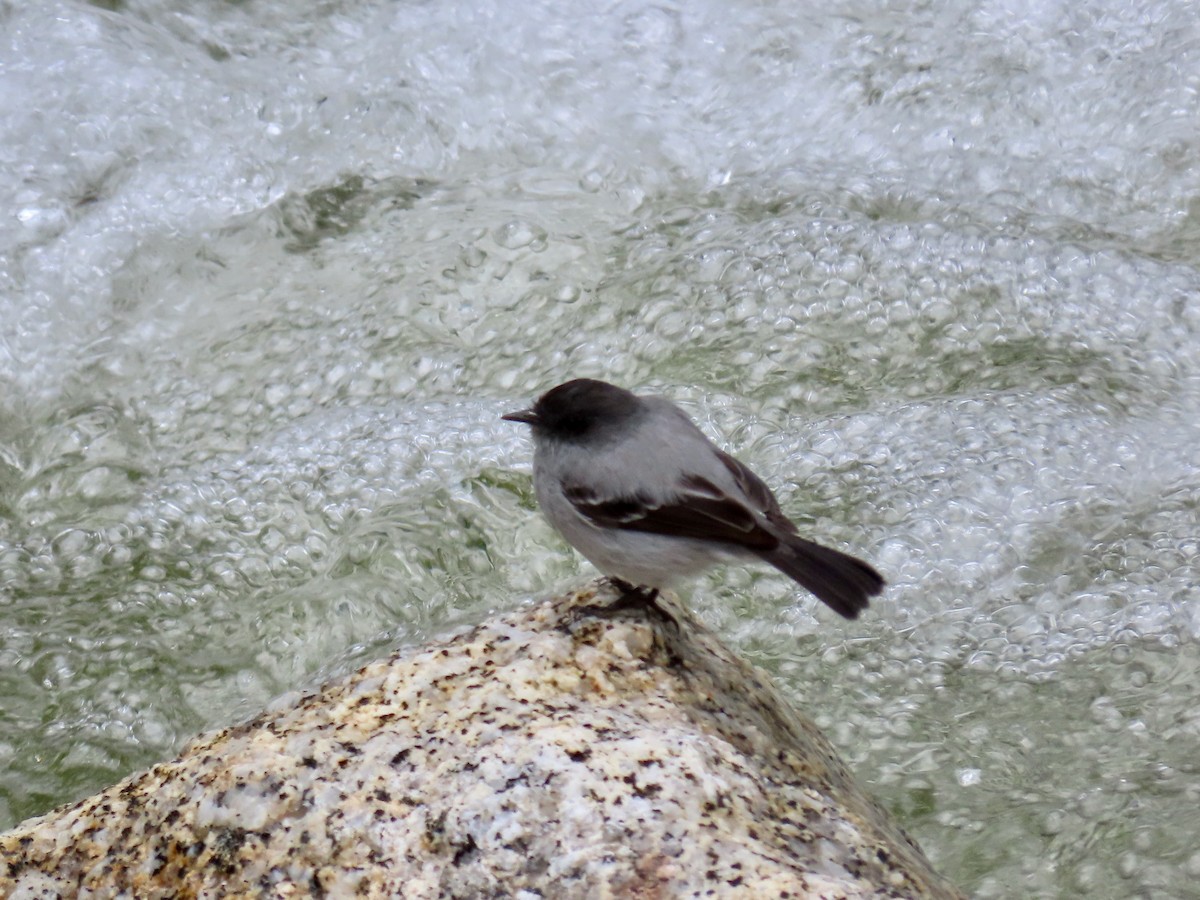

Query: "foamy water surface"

xmin=2 ymin=1 xmax=1199 ymax=895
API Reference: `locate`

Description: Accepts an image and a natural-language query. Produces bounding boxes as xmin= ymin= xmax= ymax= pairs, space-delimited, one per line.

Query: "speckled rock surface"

xmin=0 ymin=581 xmax=964 ymax=899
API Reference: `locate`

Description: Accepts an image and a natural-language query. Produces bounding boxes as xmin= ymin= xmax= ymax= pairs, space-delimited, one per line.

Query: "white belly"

xmin=535 ymin=470 xmax=745 ymax=588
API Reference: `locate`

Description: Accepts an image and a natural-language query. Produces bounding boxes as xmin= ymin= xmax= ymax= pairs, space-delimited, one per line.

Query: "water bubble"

xmin=459 ymin=245 xmax=486 ymax=268
xmin=1186 ymin=851 xmax=1200 ymax=877
xmin=957 ymin=768 xmax=982 ymax=787
xmin=494 ymin=220 xmax=546 ymax=250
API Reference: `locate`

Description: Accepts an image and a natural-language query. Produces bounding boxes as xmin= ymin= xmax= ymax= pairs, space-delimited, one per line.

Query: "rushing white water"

xmin=2 ymin=0 xmax=1199 ymax=894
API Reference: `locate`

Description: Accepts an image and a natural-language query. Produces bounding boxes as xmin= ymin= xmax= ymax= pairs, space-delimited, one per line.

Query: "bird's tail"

xmin=759 ymin=536 xmax=884 ymax=619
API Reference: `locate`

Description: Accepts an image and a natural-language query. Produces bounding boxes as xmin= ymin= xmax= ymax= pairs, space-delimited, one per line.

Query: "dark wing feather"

xmin=564 ymin=454 xmax=886 ymax=620
xmin=716 ymin=450 xmax=798 ymax=534
xmin=562 ymin=479 xmax=778 ymax=551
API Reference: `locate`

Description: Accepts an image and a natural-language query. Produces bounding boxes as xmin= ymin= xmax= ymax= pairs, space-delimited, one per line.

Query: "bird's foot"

xmin=601 ymin=578 xmax=676 ymax=625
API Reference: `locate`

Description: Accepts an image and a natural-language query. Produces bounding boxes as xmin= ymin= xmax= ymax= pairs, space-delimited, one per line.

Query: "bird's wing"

xmin=562 ymin=472 xmax=778 ymax=551
xmin=713 ymin=449 xmax=800 ymax=535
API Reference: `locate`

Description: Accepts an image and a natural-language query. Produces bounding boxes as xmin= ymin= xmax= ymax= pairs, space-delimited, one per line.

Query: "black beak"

xmin=502 ymin=408 xmax=539 ymax=426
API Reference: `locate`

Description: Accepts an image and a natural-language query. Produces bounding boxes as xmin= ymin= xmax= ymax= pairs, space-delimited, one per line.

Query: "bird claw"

xmin=601 ymin=578 xmax=675 ymax=625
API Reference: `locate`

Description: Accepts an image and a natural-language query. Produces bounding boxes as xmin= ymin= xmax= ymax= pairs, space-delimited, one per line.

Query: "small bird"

xmin=503 ymin=378 xmax=884 ymax=619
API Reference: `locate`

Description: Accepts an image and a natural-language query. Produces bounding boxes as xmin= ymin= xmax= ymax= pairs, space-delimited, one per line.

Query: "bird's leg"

xmin=603 ymin=578 xmax=674 ymax=624
xmin=608 ymin=576 xmax=656 ymax=603
xmin=608 ymin=577 xmax=641 ymax=595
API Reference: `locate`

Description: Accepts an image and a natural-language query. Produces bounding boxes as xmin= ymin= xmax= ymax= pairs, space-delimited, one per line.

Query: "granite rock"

xmin=0 ymin=581 xmax=964 ymax=898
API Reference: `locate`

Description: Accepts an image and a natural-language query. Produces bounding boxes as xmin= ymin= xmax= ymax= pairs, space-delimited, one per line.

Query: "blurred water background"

xmin=2 ymin=0 xmax=1200 ymax=895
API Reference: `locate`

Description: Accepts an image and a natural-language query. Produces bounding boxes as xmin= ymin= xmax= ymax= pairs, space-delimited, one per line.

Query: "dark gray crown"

xmin=527 ymin=379 xmax=642 ymax=439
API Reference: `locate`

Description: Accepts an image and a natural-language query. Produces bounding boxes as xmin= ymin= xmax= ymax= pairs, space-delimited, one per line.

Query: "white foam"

xmin=1 ymin=0 xmax=1198 ymax=892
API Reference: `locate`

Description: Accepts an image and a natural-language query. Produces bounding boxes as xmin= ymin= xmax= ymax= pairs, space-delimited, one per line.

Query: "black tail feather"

xmin=759 ymin=537 xmax=884 ymax=619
